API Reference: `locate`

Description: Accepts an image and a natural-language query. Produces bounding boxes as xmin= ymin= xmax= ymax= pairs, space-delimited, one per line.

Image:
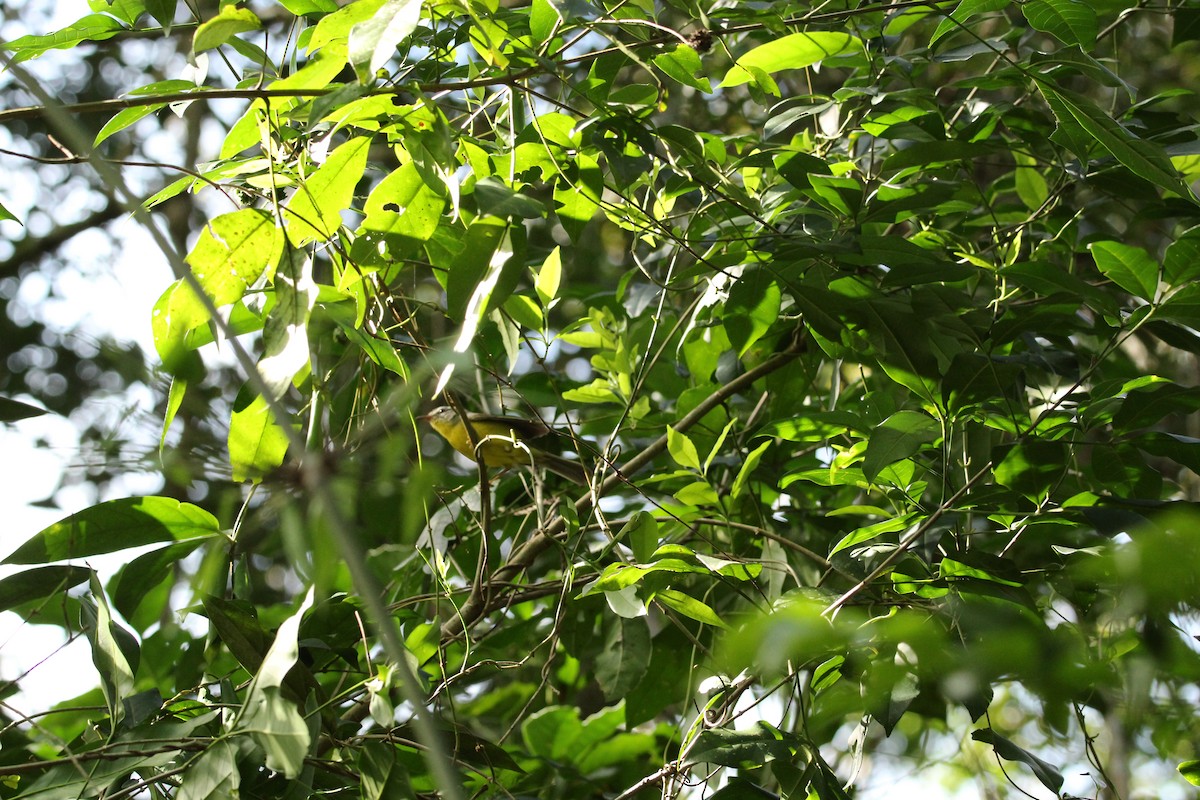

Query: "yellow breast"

xmin=428 ymin=417 xmax=535 ymax=468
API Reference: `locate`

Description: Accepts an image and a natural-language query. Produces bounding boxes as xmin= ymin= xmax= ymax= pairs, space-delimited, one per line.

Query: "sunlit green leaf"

xmin=5 ymin=497 xmax=221 ymax=564
xmin=723 ymin=33 xmax=859 ymax=87
xmin=193 ymin=5 xmax=261 ymax=54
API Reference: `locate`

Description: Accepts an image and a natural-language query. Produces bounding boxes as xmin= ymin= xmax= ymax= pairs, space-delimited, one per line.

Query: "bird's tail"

xmin=536 ymin=451 xmax=589 ymax=485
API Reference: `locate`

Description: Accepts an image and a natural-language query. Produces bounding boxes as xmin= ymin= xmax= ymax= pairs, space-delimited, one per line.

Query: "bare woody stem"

xmin=440 ymin=341 xmax=804 ymax=641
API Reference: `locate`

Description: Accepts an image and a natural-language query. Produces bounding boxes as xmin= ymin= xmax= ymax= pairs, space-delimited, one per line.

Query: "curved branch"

xmin=440 ymin=338 xmax=805 ymax=641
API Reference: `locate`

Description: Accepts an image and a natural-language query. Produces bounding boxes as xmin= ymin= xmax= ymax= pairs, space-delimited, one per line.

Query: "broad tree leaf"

xmin=0 ymin=565 xmax=91 ymax=612
xmin=667 ymin=425 xmax=703 ymax=471
xmin=1039 ymin=81 xmax=1194 ymax=199
xmin=284 ymin=136 xmax=371 ymax=245
xmin=830 ymin=513 xmax=920 ymax=556
xmin=0 ymin=395 xmax=47 ymax=422
xmin=186 ymin=209 xmax=285 ymax=306
xmin=5 ymin=497 xmax=221 ymax=564
xmin=862 ymin=411 xmax=941 ymax=482
xmin=1163 ymin=225 xmax=1200 ymax=285
xmin=1088 ymin=240 xmax=1159 ymax=300
xmin=654 ymin=588 xmax=728 ymax=628
xmin=359 ymin=741 xmax=414 ymax=800
xmin=349 ymin=0 xmax=422 ymax=82
xmin=653 ymin=45 xmax=712 ymax=92
xmin=81 ymin=573 xmax=137 ymax=723
xmin=112 ymin=539 xmax=209 ymax=621
xmin=595 ymin=617 xmax=652 ymax=698
xmin=178 ymin=739 xmax=241 ymax=800
xmin=726 ymin=269 xmax=781 ymax=357
xmin=688 ymin=722 xmax=797 ymax=767
xmin=228 ymin=389 xmax=291 ymax=483
xmin=930 ymin=0 xmax=1010 ymax=48
xmin=1 ymin=14 xmax=125 ymax=63
xmin=993 ymin=441 xmax=1066 ymax=498
xmin=192 ymin=5 xmax=261 ymax=54
xmin=1022 ymin=0 xmax=1097 ymax=46
xmin=722 ymin=33 xmax=859 ymax=87
xmin=971 ymin=728 xmax=1064 ymax=793
xmin=235 ymin=588 xmax=314 ymax=778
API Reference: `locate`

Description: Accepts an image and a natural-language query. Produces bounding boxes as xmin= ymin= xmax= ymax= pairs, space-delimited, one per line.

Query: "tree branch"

xmin=440 ymin=340 xmax=805 ymax=641
xmin=0 ymin=203 xmax=124 ymax=279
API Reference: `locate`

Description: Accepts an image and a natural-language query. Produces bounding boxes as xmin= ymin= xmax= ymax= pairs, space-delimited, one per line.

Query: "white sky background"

xmin=0 ymin=0 xmax=183 ymax=717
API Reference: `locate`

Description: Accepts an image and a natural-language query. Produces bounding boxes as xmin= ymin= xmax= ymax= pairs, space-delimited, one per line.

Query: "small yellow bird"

xmin=419 ymin=405 xmax=588 ymax=484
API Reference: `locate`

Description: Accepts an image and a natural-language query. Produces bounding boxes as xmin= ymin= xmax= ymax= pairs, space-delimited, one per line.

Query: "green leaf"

xmin=473 ymin=177 xmax=546 ymax=219
xmin=726 ymin=269 xmax=781 ymax=357
xmin=178 ymin=739 xmax=241 ymax=800
xmin=5 ymin=497 xmax=221 ymax=564
xmin=653 ymin=45 xmax=712 ymax=92
xmin=1013 ymin=150 xmax=1049 ymax=211
xmin=279 ymin=0 xmax=340 ymax=14
xmin=359 ymin=741 xmax=413 ymax=800
xmin=723 ymin=32 xmax=859 ymax=87
xmin=530 ymin=0 xmax=562 ymax=45
xmin=145 ymin=0 xmax=176 ymax=29
xmin=731 ymin=440 xmax=772 ymax=499
xmin=554 ymin=153 xmax=603 ymax=242
xmin=1088 ymin=240 xmax=1159 ymax=300
xmin=930 ymin=0 xmax=1009 ymax=48
xmin=192 ymin=5 xmax=261 ymax=54
xmin=285 ymin=136 xmax=371 ymax=245
xmin=667 ymin=425 xmax=703 ymax=471
xmin=349 ymin=0 xmax=422 ymax=82
xmin=971 ymin=729 xmax=1064 ymax=793
xmin=535 ymin=246 xmax=562 ymax=306
xmin=688 ymin=722 xmax=796 ymax=767
xmin=862 ymin=411 xmax=941 ymax=483
xmin=0 ymin=566 xmax=91 ymax=613
xmin=90 ymin=0 xmax=144 ymax=26
xmin=112 ymin=539 xmax=209 ymax=621
xmin=595 ymin=618 xmax=652 ymax=698
xmin=1180 ymin=759 xmax=1200 ymax=786
xmin=0 ymin=14 xmax=125 ymax=64
xmin=1163 ymin=226 xmax=1200 ymax=285
xmin=95 ymin=104 xmax=166 ymax=146
xmin=328 ymin=305 xmax=409 ymax=376
xmin=81 ymin=573 xmax=137 ymax=723
xmin=186 ymin=209 xmax=285 ymax=305
xmin=1136 ymin=431 xmax=1200 ymax=474
xmin=0 ymin=198 xmax=19 ymax=224
xmin=1022 ymin=0 xmax=1097 ymax=46
xmin=354 ymin=161 xmax=445 ymax=260
xmin=523 ymin=706 xmax=583 ymax=759
xmin=806 ymin=174 xmax=863 ymax=217
xmin=0 ymin=395 xmax=47 ymax=422
xmin=621 ymin=511 xmax=659 ymax=563
xmin=993 ymin=441 xmax=1066 ymax=498
xmin=236 ymin=588 xmax=315 ymax=778
xmin=229 ymin=390 xmax=290 ymax=483
xmin=258 ymin=253 xmax=317 ymax=399
xmin=1039 ymin=82 xmax=1194 ymax=200
xmin=1090 ymin=442 xmax=1160 ymax=498
xmin=1114 ymin=380 xmax=1200 ymax=429
xmin=829 ymin=513 xmax=919 ymax=557
xmin=654 ymin=588 xmax=728 ymax=628
xmin=151 ymin=279 xmax=209 ymax=374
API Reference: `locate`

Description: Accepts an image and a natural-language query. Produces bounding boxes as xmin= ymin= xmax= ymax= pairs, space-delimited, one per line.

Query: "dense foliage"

xmin=3 ymin=0 xmax=1200 ymax=797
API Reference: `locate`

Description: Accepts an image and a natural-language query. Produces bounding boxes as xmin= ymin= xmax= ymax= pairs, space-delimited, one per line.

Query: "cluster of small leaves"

xmin=4 ymin=0 xmax=1200 ymax=797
